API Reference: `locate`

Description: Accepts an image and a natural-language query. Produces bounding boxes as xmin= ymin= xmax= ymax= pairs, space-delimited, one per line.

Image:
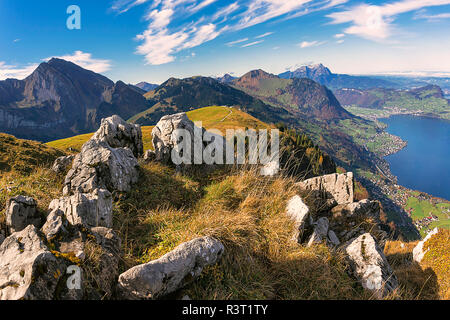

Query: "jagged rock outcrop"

xmin=52 ymin=155 xmax=75 ymax=174
xmin=296 ymin=173 xmax=354 ymax=211
xmin=6 ymin=196 xmax=40 ymax=233
xmin=41 ymin=205 xmax=69 ymax=241
xmin=63 ymin=115 xmax=141 ymax=195
xmin=47 ymin=189 xmax=113 ymax=231
xmin=413 ymin=228 xmax=439 ymax=264
xmin=152 ymin=113 xmax=200 ymax=164
xmin=0 ymin=226 xmax=69 ymax=300
xmin=0 ymin=114 xmax=143 ymax=300
xmin=343 ymin=233 xmax=398 ymax=298
xmin=0 ymin=233 xmax=4 ymax=246
xmin=152 ymin=112 xmax=225 ymax=167
xmin=118 ymin=237 xmax=224 ymax=300
xmin=285 ymin=195 xmax=311 ymax=243
xmin=91 ymin=115 xmax=143 ymax=158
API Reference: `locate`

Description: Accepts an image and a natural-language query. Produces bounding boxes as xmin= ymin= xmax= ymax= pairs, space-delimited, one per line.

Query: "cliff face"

xmin=0 ymin=59 xmax=149 ymax=142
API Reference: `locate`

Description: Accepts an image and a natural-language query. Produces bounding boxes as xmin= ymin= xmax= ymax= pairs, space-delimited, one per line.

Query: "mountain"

xmin=0 ymin=58 xmax=150 ymax=142
xmin=130 ymin=76 xmax=291 ymax=126
xmin=279 ymin=64 xmax=398 ymax=90
xmin=135 ymin=82 xmax=159 ymax=92
xmin=217 ymin=74 xmax=237 ymax=83
xmin=279 ymin=64 xmax=332 ymax=83
xmin=232 ymin=69 xmax=353 ymax=121
xmin=336 ymin=85 xmax=450 ymax=120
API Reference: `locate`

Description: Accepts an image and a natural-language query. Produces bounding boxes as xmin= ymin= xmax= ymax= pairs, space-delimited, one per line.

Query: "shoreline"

xmin=364 ymin=111 xmax=450 ymax=123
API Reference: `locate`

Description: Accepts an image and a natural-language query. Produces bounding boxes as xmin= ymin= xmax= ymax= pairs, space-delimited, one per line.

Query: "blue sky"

xmin=1 ymin=0 xmax=450 ymax=83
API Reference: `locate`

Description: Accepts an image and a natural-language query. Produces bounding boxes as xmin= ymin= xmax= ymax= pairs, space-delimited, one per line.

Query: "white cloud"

xmin=0 ymin=62 xmax=38 ymax=80
xmin=414 ymin=9 xmax=450 ymax=21
xmin=212 ymin=2 xmax=240 ymax=21
xmin=334 ymin=33 xmax=345 ymax=38
xmin=255 ymin=32 xmax=274 ymax=39
xmin=183 ymin=24 xmax=221 ymax=49
xmin=111 ymin=0 xmax=347 ymax=65
xmin=336 ymin=39 xmax=344 ymax=44
xmin=299 ymin=40 xmax=326 ymax=48
xmin=136 ymin=30 xmax=189 ymax=65
xmin=13 ymin=39 xmax=21 ymax=43
xmin=46 ymin=51 xmax=112 ymax=73
xmin=189 ymin=0 xmax=218 ymax=13
xmin=226 ymin=38 xmax=249 ymax=46
xmin=241 ymin=40 xmax=264 ymax=47
xmin=328 ymin=0 xmax=450 ymax=41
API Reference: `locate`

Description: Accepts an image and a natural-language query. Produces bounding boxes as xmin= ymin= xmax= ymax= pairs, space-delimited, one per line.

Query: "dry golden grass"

xmin=384 ymin=237 xmax=448 ymax=300
xmin=0 ymin=167 xmax=65 ymax=222
xmin=113 ymin=164 xmax=373 ymax=300
xmin=422 ymin=229 xmax=450 ymax=299
xmin=0 ymin=133 xmax=65 ymax=174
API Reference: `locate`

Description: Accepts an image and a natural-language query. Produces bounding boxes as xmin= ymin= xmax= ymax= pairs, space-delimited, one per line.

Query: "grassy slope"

xmin=0 ymin=133 xmax=65 ymax=173
xmin=46 ymin=106 xmax=272 ymax=152
xmin=2 ymin=127 xmax=449 ymax=300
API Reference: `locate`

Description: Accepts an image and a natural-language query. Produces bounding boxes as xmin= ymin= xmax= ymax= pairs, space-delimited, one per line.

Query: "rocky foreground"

xmin=0 ymin=113 xmax=439 ymax=300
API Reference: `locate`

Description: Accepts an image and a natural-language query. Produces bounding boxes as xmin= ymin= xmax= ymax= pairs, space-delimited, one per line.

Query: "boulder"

xmin=152 ymin=112 xmax=225 ymax=166
xmin=0 ymin=226 xmax=68 ymax=300
xmin=63 ymin=139 xmax=139 ymax=195
xmin=92 ymin=115 xmax=143 ymax=158
xmin=413 ymin=228 xmax=439 ymax=264
xmin=63 ymin=115 xmax=141 ymax=196
xmin=285 ymin=195 xmax=311 ymax=243
xmin=46 ymin=189 xmax=113 ymax=231
xmin=296 ymin=173 xmax=354 ymax=211
xmin=260 ymin=160 xmax=280 ymax=177
xmin=6 ymin=196 xmax=40 ymax=233
xmin=41 ymin=206 xmax=69 ymax=241
xmin=307 ymin=217 xmax=329 ymax=247
xmin=118 ymin=237 xmax=224 ymax=299
xmin=52 ymin=155 xmax=75 ymax=174
xmin=152 ymin=113 xmax=198 ymax=164
xmin=343 ymin=233 xmax=398 ymax=298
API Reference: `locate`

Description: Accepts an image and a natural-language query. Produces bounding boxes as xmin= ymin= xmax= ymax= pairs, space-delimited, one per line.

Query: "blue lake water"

xmin=380 ymin=115 xmax=450 ymax=200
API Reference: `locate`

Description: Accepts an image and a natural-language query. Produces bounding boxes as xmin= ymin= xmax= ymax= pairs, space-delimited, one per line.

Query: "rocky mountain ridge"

xmin=0 ymin=59 xmax=149 ymax=142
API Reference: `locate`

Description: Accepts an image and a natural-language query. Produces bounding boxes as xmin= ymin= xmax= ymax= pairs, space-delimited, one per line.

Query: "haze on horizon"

xmin=1 ymin=0 xmax=450 ymax=84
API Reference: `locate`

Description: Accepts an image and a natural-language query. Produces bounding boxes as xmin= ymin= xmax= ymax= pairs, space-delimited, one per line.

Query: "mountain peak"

xmin=135 ymin=82 xmax=159 ymax=92
xmin=217 ymin=74 xmax=236 ymax=84
xmin=297 ymin=63 xmax=332 ymax=76
xmin=242 ymin=69 xmax=277 ymax=80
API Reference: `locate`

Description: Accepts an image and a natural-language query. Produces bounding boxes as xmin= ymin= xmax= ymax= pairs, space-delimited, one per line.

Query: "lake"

xmin=380 ymin=115 xmax=450 ymax=200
